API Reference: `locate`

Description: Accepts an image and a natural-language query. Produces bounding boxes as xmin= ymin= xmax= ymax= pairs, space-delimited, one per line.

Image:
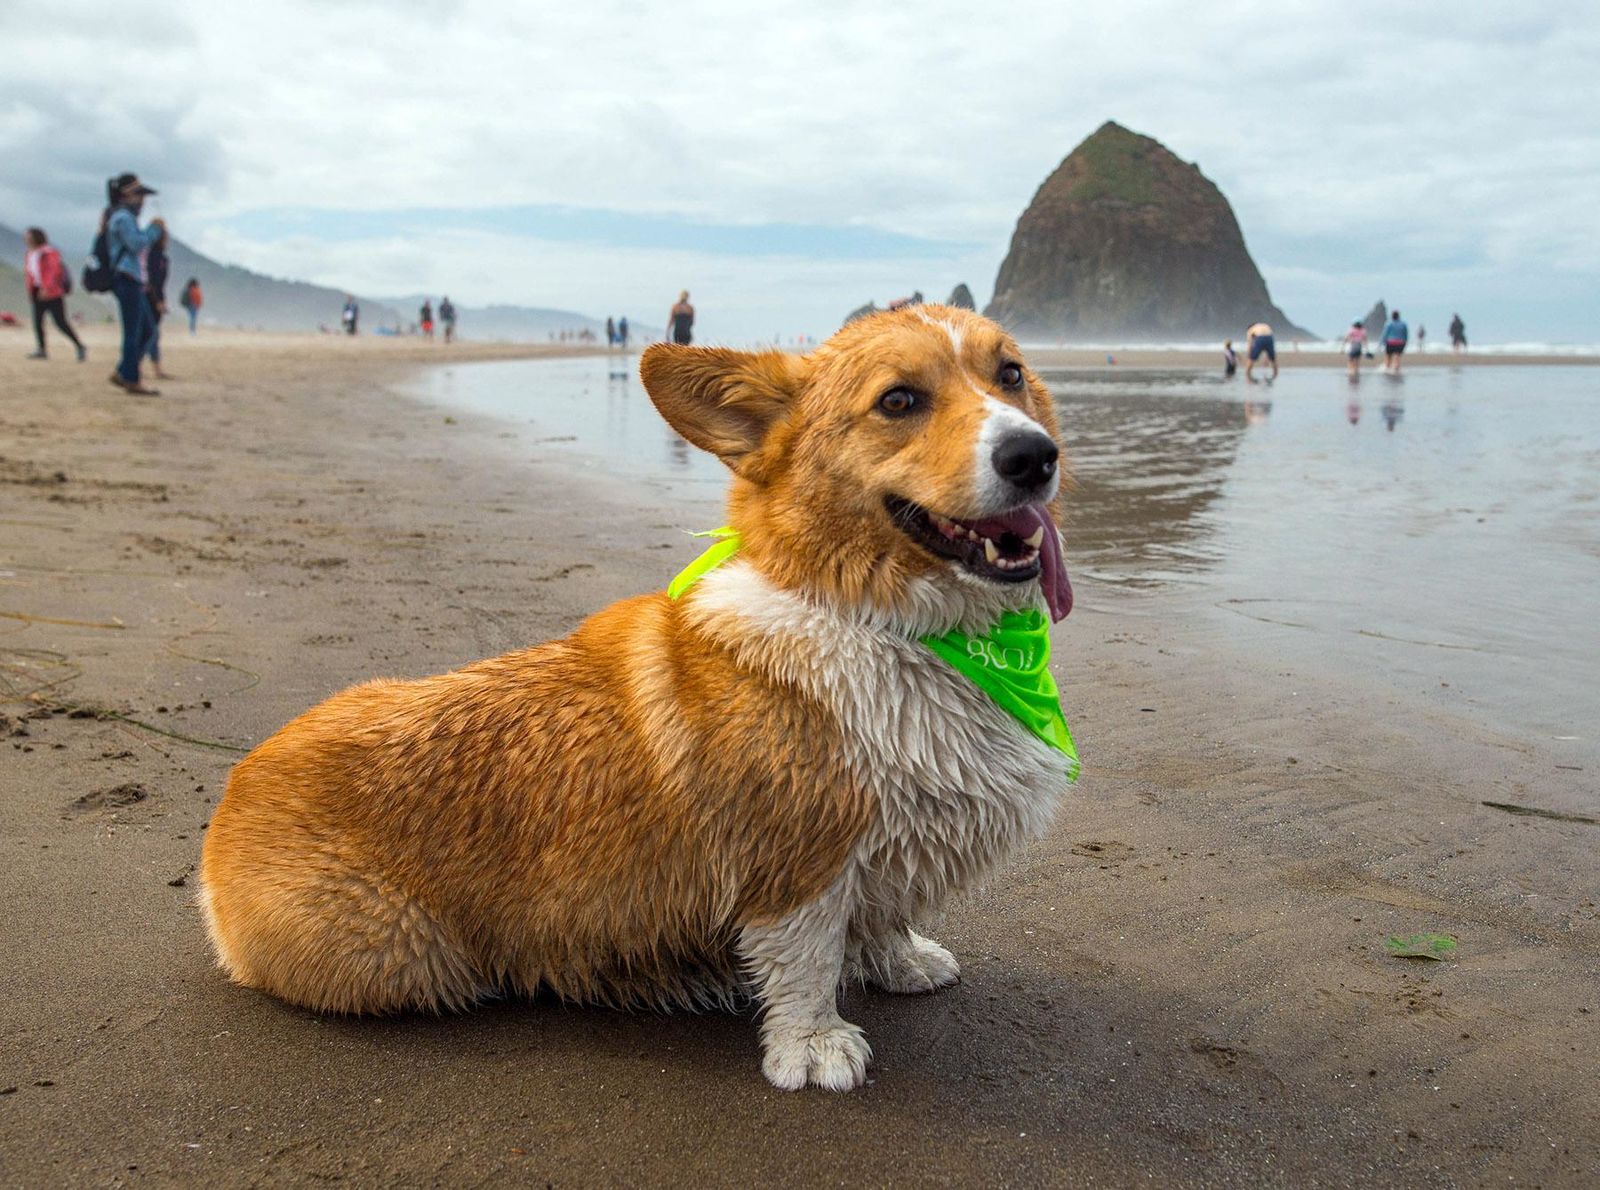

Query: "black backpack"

xmin=82 ymin=215 xmax=114 ymax=293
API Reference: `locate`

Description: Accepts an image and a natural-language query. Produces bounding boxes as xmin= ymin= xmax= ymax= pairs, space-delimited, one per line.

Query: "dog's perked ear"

xmin=640 ymin=346 xmax=800 ymax=478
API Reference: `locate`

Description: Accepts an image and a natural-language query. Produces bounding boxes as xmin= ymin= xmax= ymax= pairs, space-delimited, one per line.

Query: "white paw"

xmin=761 ymin=1020 xmax=872 ymax=1092
xmin=869 ymin=932 xmax=961 ymax=994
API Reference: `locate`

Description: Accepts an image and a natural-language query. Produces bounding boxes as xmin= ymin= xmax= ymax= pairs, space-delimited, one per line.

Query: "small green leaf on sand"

xmin=1386 ymin=933 xmax=1458 ymax=961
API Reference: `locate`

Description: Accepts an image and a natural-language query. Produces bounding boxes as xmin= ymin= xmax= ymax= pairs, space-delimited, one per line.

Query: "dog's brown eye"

xmin=999 ymin=362 xmax=1024 ymax=389
xmin=878 ymin=387 xmax=920 ymax=416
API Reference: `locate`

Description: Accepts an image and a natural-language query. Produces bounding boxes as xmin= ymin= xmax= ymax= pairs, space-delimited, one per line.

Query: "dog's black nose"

xmin=992 ymin=431 xmax=1058 ymax=489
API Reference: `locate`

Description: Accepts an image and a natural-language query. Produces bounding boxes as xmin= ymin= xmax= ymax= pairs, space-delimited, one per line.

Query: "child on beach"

xmin=21 ymin=228 xmax=86 ymax=362
xmin=420 ymin=300 xmax=434 ymax=340
xmin=142 ymin=224 xmax=171 ymax=380
xmin=1343 ymin=320 xmax=1367 ymax=378
xmin=180 ymin=278 xmax=202 ymax=334
xmin=1223 ymin=340 xmax=1237 ymax=377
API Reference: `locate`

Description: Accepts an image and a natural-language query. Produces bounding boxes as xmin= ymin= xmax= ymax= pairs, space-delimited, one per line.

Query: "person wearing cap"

xmin=103 ymin=172 xmax=166 ymax=396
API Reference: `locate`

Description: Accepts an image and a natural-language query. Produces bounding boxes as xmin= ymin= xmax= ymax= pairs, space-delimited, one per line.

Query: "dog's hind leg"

xmin=849 ymin=925 xmax=961 ymax=994
xmin=200 ymin=850 xmax=485 ymax=1016
xmin=738 ymin=870 xmax=870 ymax=1092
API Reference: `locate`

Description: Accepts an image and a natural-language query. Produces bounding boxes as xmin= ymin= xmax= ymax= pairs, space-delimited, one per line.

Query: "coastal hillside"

xmin=0 ymin=220 xmax=399 ymax=333
xmin=1 ymin=220 xmax=608 ymax=340
xmin=0 ymin=259 xmax=30 ymax=318
xmin=986 ymin=122 xmax=1310 ymax=341
xmin=382 ymin=295 xmax=606 ymax=341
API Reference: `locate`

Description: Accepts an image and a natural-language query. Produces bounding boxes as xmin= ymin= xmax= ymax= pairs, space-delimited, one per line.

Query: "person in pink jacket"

xmin=22 ymin=228 xmax=86 ymax=362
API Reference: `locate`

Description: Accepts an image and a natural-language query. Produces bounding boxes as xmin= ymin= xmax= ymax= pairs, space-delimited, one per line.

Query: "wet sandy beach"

xmin=2 ymin=330 xmax=1596 ymax=1186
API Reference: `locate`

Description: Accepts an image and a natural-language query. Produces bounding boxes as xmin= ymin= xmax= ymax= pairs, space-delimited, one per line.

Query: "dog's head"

xmin=640 ymin=305 xmax=1070 ymax=632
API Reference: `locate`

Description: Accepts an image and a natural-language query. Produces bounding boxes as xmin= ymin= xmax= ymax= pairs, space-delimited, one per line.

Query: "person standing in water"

xmin=1222 ymin=339 xmax=1237 ymax=377
xmin=668 ymin=290 xmax=694 ymax=345
xmin=439 ymin=296 xmax=456 ymax=344
xmin=1343 ymin=320 xmax=1367 ymax=379
xmin=1382 ymin=309 xmax=1409 ymax=374
xmin=21 ymin=228 xmax=86 ymax=362
xmin=1245 ymin=321 xmax=1277 ymax=381
xmin=1449 ymin=313 xmax=1467 ymax=352
xmin=104 ymin=173 xmax=165 ymax=396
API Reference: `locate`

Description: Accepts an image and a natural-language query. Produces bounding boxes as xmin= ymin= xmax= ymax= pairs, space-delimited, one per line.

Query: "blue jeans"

xmin=112 ymin=273 xmax=152 ymax=383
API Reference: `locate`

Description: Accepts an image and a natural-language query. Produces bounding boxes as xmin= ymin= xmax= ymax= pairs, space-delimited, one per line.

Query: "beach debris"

xmin=1482 ymin=800 xmax=1598 ymax=826
xmin=72 ymin=783 xmax=150 ymax=812
xmin=1385 ymin=933 xmax=1458 ymax=961
xmin=0 ymin=610 xmax=126 ymax=630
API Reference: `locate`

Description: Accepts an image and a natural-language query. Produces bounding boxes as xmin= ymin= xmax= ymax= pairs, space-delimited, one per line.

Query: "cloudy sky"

xmin=3 ymin=1 xmax=1596 ymax=343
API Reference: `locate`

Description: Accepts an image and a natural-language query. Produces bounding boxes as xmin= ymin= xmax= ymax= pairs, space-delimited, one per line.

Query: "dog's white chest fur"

xmin=688 ymin=562 xmax=1071 ymax=924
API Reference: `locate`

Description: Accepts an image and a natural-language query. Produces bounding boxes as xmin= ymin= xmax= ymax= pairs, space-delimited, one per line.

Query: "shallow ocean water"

xmin=407 ymin=357 xmax=1600 ymax=771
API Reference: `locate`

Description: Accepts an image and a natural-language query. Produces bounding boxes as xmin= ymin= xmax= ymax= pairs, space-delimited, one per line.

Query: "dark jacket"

xmin=145 ymin=242 xmax=170 ymax=307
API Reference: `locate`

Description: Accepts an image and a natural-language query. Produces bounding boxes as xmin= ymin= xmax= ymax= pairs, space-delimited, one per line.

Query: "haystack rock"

xmin=1362 ymin=300 xmax=1388 ymax=343
xmin=946 ymin=283 xmax=975 ymax=310
xmin=985 ymin=122 xmax=1310 ymax=341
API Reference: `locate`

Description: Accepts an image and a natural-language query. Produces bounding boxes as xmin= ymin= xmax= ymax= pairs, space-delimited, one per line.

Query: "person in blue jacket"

xmin=103 ymin=173 xmax=166 ymax=396
xmin=1381 ymin=309 xmax=1409 ymax=375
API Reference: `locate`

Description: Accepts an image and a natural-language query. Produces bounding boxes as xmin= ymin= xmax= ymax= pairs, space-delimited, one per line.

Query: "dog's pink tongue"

xmin=1034 ymin=507 xmax=1073 ymax=621
xmin=969 ymin=505 xmax=1073 ymax=622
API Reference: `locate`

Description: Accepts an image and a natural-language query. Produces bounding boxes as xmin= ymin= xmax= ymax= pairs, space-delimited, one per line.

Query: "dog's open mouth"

xmin=886 ymin=496 xmax=1074 ymax=620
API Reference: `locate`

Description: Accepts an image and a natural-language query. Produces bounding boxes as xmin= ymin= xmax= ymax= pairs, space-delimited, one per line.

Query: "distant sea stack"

xmin=985 ymin=122 xmax=1310 ymax=341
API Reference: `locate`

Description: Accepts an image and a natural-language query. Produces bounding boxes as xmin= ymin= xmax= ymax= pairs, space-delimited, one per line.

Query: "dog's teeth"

xmin=983 ymin=538 xmax=999 ymax=563
xmin=1024 ymin=527 xmax=1044 ymax=548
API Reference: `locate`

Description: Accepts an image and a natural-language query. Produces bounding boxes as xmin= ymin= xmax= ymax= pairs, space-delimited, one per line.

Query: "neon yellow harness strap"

xmin=666 ymin=532 xmax=1079 ymax=781
xmin=665 ymin=527 xmax=743 ymax=600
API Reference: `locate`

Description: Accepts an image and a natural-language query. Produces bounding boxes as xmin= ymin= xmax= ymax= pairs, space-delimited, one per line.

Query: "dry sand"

xmin=2 ymin=328 xmax=1596 ymax=1186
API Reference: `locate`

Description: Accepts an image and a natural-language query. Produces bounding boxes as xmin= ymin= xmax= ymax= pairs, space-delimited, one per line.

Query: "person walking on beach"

xmin=342 ymin=296 xmax=359 ymax=336
xmin=142 ymin=223 xmax=172 ymax=381
xmin=1245 ymin=321 xmax=1277 ymax=381
xmin=1382 ymin=309 xmax=1409 ymax=374
xmin=668 ymin=290 xmax=694 ymax=345
xmin=1417 ymin=324 xmax=1426 ymax=353
xmin=1450 ymin=313 xmax=1467 ymax=352
xmin=1222 ymin=339 xmax=1237 ymax=377
xmin=605 ymin=316 xmax=617 ymax=347
xmin=439 ymin=296 xmax=456 ymax=344
xmin=419 ymin=300 xmax=434 ymax=340
xmin=617 ymin=315 xmax=629 ymax=349
xmin=1343 ymin=320 xmax=1367 ymax=379
xmin=104 ymin=173 xmax=165 ymax=396
xmin=21 ymin=228 xmax=86 ymax=362
xmin=179 ymin=277 xmax=202 ymax=334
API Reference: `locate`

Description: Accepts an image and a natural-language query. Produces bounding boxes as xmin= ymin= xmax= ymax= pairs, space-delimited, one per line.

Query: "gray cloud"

xmin=2 ymin=1 xmax=1596 ymax=341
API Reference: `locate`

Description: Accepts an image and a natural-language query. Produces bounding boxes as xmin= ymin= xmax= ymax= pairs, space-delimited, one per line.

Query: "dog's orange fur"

xmin=200 ymin=305 xmax=1059 ymax=1017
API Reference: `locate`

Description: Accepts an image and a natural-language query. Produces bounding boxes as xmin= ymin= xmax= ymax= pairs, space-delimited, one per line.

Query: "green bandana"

xmin=667 ymin=529 xmax=1079 ymax=781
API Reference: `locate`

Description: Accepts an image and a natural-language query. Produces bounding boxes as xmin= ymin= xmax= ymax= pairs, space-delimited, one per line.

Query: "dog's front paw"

xmin=761 ymin=1020 xmax=872 ymax=1092
xmin=865 ymin=930 xmax=961 ymax=994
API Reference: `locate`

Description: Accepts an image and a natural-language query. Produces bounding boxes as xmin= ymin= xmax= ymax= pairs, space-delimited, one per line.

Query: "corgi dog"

xmin=199 ymin=305 xmax=1076 ymax=1091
